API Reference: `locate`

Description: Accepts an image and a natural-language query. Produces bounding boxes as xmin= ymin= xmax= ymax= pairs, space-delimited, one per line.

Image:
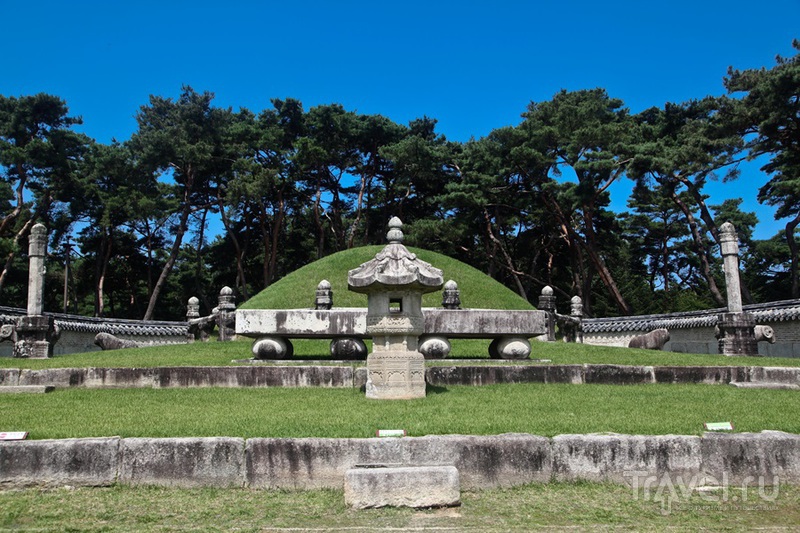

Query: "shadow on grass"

xmin=426 ymin=384 xmax=449 ymax=395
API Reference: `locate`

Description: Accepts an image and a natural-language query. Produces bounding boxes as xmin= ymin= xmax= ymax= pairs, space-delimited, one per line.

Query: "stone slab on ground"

xmin=729 ymin=382 xmax=800 ymax=390
xmin=0 ymin=385 xmax=54 ymax=393
xmin=344 ymin=465 xmax=460 ymax=509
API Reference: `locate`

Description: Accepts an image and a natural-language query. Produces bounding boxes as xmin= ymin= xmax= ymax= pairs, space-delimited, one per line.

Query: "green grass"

xmin=239 ymin=245 xmax=535 ymax=310
xmin=2 ymin=338 xmax=799 ymax=369
xmin=1 ymin=482 xmax=798 ymax=531
xmin=2 ymin=383 xmax=799 ymax=439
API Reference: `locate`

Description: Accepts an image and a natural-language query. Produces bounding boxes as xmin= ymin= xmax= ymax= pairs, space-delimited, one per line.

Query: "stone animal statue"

xmin=94 ymin=332 xmax=142 ymax=350
xmin=628 ymin=328 xmax=670 ymax=350
xmin=754 ymin=325 xmax=776 ymax=344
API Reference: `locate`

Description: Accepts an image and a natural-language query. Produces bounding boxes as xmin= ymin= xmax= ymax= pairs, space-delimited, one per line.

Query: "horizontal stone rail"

xmin=236 ymin=308 xmax=546 ymax=339
xmin=236 ymin=307 xmax=547 ymax=359
xmin=1 ymin=364 xmax=798 ymax=389
xmin=2 ymin=432 xmax=798 ymax=489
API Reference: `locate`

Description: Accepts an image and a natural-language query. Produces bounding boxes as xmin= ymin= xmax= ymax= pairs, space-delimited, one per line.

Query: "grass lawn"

xmin=2 ymin=383 xmax=799 ymax=439
xmin=2 ymin=338 xmax=800 ymax=369
xmin=2 ymin=482 xmax=798 ymax=531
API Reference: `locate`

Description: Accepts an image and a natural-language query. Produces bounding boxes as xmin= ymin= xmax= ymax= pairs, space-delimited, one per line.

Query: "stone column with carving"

xmin=348 ymin=218 xmax=444 ymax=399
xmin=717 ymin=222 xmax=758 ymax=356
xmin=14 ymin=223 xmax=57 ymax=358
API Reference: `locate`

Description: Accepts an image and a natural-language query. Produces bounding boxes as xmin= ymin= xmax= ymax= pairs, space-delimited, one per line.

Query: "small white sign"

xmin=704 ymin=422 xmax=734 ymax=431
xmin=0 ymin=432 xmax=28 ymax=441
xmin=376 ymin=429 xmax=406 ymax=437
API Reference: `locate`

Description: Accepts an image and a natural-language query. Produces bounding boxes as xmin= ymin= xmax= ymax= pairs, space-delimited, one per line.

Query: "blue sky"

xmin=2 ymin=0 xmax=798 ymax=238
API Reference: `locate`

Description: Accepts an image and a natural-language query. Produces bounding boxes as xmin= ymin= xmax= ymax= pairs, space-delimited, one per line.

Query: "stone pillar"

xmin=719 ymin=222 xmax=743 ymax=313
xmin=348 ymin=218 xmax=444 ymax=400
xmin=315 ymin=280 xmax=333 ymax=310
xmin=27 ymin=224 xmax=47 ymax=316
xmin=538 ymin=286 xmax=556 ymax=342
xmin=14 ymin=223 xmax=56 ymax=358
xmin=216 ymin=287 xmax=236 ymax=342
xmin=717 ymin=222 xmax=758 ymax=356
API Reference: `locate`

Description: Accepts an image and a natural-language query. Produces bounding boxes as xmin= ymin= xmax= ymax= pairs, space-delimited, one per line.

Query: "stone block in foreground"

xmin=344 ymin=465 xmax=460 ymax=509
xmin=0 ymin=437 xmax=119 ymax=488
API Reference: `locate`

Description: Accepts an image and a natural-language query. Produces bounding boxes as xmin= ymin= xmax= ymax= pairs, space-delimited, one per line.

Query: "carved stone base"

xmin=13 ymin=315 xmax=56 ymax=358
xmin=365 ymin=350 xmax=426 ymax=399
xmin=717 ymin=312 xmax=759 ymax=357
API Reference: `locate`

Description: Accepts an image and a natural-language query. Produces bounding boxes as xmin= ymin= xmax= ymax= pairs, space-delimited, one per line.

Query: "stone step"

xmin=0 ymin=385 xmax=55 ymax=394
xmin=345 ymin=465 xmax=461 ymax=509
xmin=729 ymin=382 xmax=800 ymax=390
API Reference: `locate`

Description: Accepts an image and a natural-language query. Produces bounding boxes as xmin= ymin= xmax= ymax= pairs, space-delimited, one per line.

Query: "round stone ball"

xmin=419 ymin=336 xmax=452 ymax=359
xmin=330 ymin=338 xmax=368 ymax=360
xmin=252 ymin=337 xmax=293 ymax=359
xmin=489 ymin=337 xmax=531 ymax=359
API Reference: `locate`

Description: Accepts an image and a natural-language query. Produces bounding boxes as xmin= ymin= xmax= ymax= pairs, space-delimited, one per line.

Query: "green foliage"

xmin=2 ymin=383 xmax=799 ymax=439
xmin=726 ymin=40 xmax=800 ymax=297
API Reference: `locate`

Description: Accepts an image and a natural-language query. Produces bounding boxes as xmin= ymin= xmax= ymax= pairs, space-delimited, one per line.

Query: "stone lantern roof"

xmin=348 ymin=217 xmax=444 ymax=293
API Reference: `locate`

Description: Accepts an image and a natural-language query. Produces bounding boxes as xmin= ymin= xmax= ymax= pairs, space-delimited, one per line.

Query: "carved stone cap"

xmin=348 ymin=218 xmax=444 ymax=293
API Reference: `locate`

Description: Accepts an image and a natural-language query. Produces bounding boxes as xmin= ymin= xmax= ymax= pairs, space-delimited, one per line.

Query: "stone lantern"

xmin=348 ymin=217 xmax=444 ymax=399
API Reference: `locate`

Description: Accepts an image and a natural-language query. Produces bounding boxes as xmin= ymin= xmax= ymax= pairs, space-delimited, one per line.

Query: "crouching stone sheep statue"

xmin=628 ymin=328 xmax=670 ymax=350
xmin=94 ymin=332 xmax=142 ymax=350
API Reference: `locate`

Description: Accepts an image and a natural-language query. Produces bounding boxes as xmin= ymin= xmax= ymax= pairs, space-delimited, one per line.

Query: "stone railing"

xmin=236 ymin=280 xmax=553 ymax=360
xmin=582 ymin=299 xmax=800 ymax=357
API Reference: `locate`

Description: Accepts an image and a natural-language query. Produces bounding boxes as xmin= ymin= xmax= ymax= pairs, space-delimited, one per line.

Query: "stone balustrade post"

xmin=538 ymin=286 xmax=556 ymax=342
xmin=315 ymin=280 xmax=333 ymax=310
xmin=441 ymin=280 xmax=461 ymax=310
xmin=216 ymin=287 xmax=236 ymax=342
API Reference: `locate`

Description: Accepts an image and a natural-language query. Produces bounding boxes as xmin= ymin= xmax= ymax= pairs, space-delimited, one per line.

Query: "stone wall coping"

xmin=583 ymin=298 xmax=800 ymax=333
xmin=0 ymin=305 xmax=188 ymax=337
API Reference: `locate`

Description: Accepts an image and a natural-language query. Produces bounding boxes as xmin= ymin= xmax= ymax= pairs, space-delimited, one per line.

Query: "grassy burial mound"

xmin=239 ymin=246 xmax=535 ymax=310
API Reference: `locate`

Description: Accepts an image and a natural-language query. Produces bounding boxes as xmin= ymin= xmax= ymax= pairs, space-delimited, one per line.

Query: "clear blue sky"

xmin=3 ymin=0 xmax=798 ymax=238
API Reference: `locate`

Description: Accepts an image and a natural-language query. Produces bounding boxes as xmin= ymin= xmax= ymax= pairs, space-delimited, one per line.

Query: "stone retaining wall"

xmin=0 ymin=365 xmax=365 ymax=389
xmin=2 ymin=432 xmax=798 ymax=489
xmin=1 ymin=364 xmax=798 ymax=389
